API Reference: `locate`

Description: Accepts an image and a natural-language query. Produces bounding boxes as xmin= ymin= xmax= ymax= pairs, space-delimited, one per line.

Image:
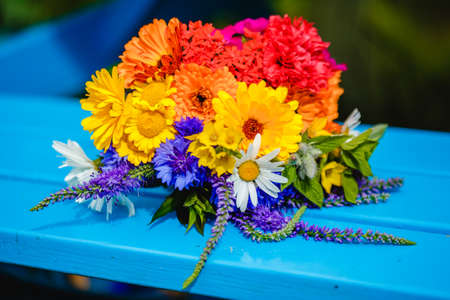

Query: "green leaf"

xmin=368 ymin=124 xmax=388 ymax=141
xmin=203 ymin=199 xmax=216 ymax=215
xmin=293 ymin=176 xmax=324 ymax=208
xmin=341 ymin=150 xmax=373 ymax=176
xmin=149 ymin=194 xmax=177 ymax=224
xmin=184 ymin=192 xmax=199 ymax=207
xmin=354 ymin=141 xmax=378 ymax=160
xmin=341 ymin=172 xmax=359 ymax=204
xmin=186 ymin=208 xmax=197 ymax=233
xmin=281 ymin=164 xmax=297 ymax=191
xmin=310 ymin=135 xmax=350 ymax=153
xmin=301 ymin=131 xmax=310 ymax=143
xmin=341 ymin=129 xmax=372 ymax=150
xmin=352 ymin=151 xmax=373 ymax=176
xmin=341 ymin=150 xmax=359 ymax=170
xmin=195 ymin=218 xmax=205 ymax=235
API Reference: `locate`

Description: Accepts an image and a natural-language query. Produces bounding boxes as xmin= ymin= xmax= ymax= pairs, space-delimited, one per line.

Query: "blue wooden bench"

xmin=1 ymin=1 xmax=450 ymax=299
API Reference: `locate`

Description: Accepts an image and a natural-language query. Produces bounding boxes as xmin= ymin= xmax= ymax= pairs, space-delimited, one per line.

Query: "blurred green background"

xmin=1 ymin=0 xmax=449 ymax=133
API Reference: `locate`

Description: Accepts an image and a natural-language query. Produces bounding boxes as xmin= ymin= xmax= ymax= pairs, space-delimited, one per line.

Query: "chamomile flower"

xmin=52 ymin=140 xmax=135 ymax=220
xmin=52 ymin=140 xmax=98 ymax=185
xmin=228 ymin=134 xmax=288 ymax=212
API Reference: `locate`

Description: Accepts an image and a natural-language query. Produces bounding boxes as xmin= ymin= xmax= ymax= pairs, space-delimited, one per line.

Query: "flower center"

xmin=137 ymin=111 xmax=166 ymax=138
xmin=238 ymin=160 xmax=260 ymax=182
xmin=242 ymin=118 xmax=264 ymax=140
xmin=141 ymin=82 xmax=167 ymax=106
xmin=158 ymin=55 xmax=178 ymax=75
xmin=191 ymin=87 xmax=212 ymax=105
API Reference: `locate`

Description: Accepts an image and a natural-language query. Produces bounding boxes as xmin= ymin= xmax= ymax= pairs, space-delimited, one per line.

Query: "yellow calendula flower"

xmin=308 ymin=117 xmax=331 ymax=138
xmin=213 ymin=81 xmax=303 ymax=160
xmin=115 ymin=135 xmax=154 ymax=166
xmin=81 ymin=67 xmax=132 ymax=151
xmin=321 ymin=161 xmax=346 ymax=194
xmin=124 ymin=79 xmax=177 ymax=155
xmin=132 ymin=76 xmax=176 ymax=111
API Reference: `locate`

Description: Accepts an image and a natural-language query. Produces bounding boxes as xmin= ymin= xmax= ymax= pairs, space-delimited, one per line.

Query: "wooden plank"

xmin=1 ymin=94 xmax=450 ymax=299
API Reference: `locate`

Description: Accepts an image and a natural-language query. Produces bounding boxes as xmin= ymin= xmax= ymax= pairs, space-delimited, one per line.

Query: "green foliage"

xmin=282 ymin=165 xmax=324 ymax=207
xmin=150 ymin=188 xmax=215 ymax=235
xmin=339 ymin=125 xmax=388 ymax=176
xmin=309 ymin=135 xmax=350 ymax=153
xmin=293 ymin=176 xmax=324 ymax=208
xmin=341 ymin=170 xmax=358 ymax=204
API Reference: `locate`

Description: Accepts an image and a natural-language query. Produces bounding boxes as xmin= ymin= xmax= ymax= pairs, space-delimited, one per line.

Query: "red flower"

xmin=263 ymin=15 xmax=334 ymax=93
xmin=215 ymin=29 xmax=265 ymax=84
xmin=180 ymin=21 xmax=225 ymax=70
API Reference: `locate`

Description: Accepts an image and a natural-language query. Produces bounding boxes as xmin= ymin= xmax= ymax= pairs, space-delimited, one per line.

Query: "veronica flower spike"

xmin=229 ymin=134 xmax=288 ymax=212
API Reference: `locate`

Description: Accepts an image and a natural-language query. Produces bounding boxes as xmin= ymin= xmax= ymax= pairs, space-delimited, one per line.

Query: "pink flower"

xmin=221 ymin=17 xmax=268 ymax=49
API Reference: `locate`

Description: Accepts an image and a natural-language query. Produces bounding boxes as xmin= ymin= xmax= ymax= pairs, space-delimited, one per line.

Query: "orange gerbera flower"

xmin=118 ymin=18 xmax=181 ymax=87
xmin=289 ymin=71 xmax=344 ymax=133
xmin=171 ymin=63 xmax=237 ymax=122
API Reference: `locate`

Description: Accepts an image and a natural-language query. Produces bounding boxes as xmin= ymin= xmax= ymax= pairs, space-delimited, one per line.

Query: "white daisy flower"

xmin=52 ymin=140 xmax=98 ymax=186
xmin=228 ymin=134 xmax=288 ymax=212
xmin=52 ymin=140 xmax=135 ymax=220
xmin=341 ymin=108 xmax=361 ymax=136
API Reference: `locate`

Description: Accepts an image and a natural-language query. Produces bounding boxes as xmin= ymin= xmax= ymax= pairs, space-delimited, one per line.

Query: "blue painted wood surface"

xmin=0 ymin=93 xmax=450 ymax=299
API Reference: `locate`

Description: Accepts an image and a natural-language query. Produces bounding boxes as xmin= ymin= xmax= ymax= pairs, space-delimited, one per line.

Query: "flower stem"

xmin=233 ymin=206 xmax=307 ymax=242
xmin=182 ymin=177 xmax=233 ymax=289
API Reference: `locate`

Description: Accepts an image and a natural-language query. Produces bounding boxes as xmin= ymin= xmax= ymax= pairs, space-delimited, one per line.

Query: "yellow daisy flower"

xmin=213 ymin=81 xmax=303 ymax=160
xmin=321 ymin=161 xmax=346 ymax=193
xmin=115 ymin=135 xmax=154 ymax=166
xmin=124 ymin=79 xmax=177 ymax=155
xmin=81 ymin=67 xmax=132 ymax=151
xmin=132 ymin=76 xmax=176 ymax=111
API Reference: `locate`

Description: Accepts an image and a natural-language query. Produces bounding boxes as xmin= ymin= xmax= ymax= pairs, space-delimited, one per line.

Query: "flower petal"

xmin=256 ymin=148 xmax=280 ymax=163
xmin=248 ymin=181 xmax=258 ymax=207
xmin=237 ymin=181 xmax=249 ymax=212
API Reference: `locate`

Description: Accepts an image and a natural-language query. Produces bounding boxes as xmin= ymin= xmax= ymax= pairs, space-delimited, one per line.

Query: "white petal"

xmin=106 ymin=199 xmax=113 ymax=221
xmin=259 ymin=175 xmax=280 ymax=193
xmin=248 ymin=182 xmax=258 ymax=207
xmin=258 ymin=162 xmax=284 ymax=172
xmin=260 ymin=170 xmax=288 ymax=183
xmin=255 ymin=177 xmax=278 ymax=198
xmin=341 ymin=108 xmax=361 ymax=133
xmin=236 ymin=182 xmax=249 ymax=212
xmin=249 ymin=134 xmax=261 ymax=159
xmin=117 ymin=194 xmax=135 ymax=217
xmin=256 ymin=148 xmax=280 ymax=163
xmin=52 ymin=140 xmax=94 ymax=169
xmin=88 ymin=197 xmax=104 ymax=212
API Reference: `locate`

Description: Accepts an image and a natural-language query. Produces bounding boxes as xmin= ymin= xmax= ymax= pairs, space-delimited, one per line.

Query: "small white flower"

xmin=228 ymin=134 xmax=288 ymax=212
xmin=52 ymin=140 xmax=97 ymax=185
xmin=53 ymin=140 xmax=135 ymax=220
xmin=341 ymin=108 xmax=361 ymax=136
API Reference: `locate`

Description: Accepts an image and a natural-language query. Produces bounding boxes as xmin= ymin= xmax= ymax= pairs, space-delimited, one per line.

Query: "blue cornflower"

xmin=174 ymin=117 xmax=203 ymax=137
xmin=153 ymin=136 xmax=207 ymax=190
xmin=100 ymin=147 xmax=128 ymax=169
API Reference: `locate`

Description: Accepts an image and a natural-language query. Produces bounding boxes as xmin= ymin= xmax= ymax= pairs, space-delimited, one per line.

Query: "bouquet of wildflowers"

xmin=31 ymin=15 xmax=414 ymax=288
